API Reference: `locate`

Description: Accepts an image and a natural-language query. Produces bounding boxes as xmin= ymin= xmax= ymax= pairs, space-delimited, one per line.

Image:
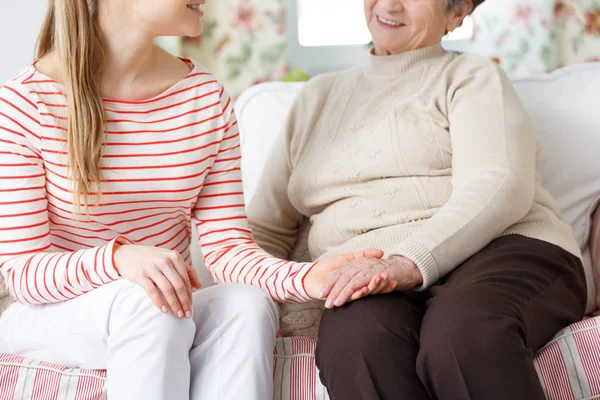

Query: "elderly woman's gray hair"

xmin=445 ymin=0 xmax=485 ymax=13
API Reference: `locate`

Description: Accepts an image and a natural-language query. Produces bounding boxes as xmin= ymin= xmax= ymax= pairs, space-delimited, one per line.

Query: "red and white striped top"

xmin=0 ymin=59 xmax=315 ymax=305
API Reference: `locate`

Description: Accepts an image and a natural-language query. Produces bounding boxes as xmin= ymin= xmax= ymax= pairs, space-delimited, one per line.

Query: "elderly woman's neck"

xmin=372 ymin=40 xmax=444 ymax=57
xmin=367 ymin=43 xmax=446 ymax=76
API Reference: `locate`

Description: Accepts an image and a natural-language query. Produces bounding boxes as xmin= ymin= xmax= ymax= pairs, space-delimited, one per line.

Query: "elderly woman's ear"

xmin=446 ymin=0 xmax=474 ymax=33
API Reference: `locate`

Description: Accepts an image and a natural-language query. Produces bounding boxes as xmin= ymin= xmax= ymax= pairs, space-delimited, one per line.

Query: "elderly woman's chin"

xmin=368 ymin=22 xmax=444 ymax=56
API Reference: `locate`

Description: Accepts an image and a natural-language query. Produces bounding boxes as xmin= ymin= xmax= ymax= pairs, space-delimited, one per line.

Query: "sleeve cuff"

xmin=392 ymin=240 xmax=440 ymax=290
xmin=105 ymin=236 xmax=134 ymax=279
xmin=287 ymin=261 xmax=317 ymax=302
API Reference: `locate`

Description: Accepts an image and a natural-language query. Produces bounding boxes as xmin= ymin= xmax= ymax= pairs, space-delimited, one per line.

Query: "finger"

xmin=332 ymin=274 xmax=373 ymax=308
xmin=370 ymin=272 xmax=391 ymax=295
xmin=348 ymin=249 xmax=385 ymax=260
xmin=169 ymin=253 xmax=193 ymax=306
xmin=319 ymin=270 xmax=342 ymax=299
xmin=369 ymin=272 xmax=390 ymax=294
xmin=325 ymin=270 xmax=356 ymax=309
xmin=349 ymin=286 xmax=369 ymax=302
xmin=139 ymin=278 xmax=168 ymax=313
xmin=148 ymin=269 xmax=185 ymax=318
xmin=370 ymin=278 xmax=390 ymax=295
xmin=161 ymin=263 xmax=193 ymax=318
xmin=367 ymin=274 xmax=384 ymax=293
xmin=381 ymin=281 xmax=399 ymax=294
xmin=187 ymin=266 xmax=202 ymax=289
xmin=342 ymin=271 xmax=388 ymax=303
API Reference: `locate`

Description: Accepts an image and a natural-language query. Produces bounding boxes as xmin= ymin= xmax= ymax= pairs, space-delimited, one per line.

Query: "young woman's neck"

xmin=97 ymin=10 xmax=157 ymax=98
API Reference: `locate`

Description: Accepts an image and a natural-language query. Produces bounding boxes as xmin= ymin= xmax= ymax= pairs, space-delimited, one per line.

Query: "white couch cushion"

xmin=236 ymin=82 xmax=305 ymax=204
xmin=235 ymin=63 xmax=600 ymax=313
xmin=512 ymin=63 xmax=600 ymax=313
xmin=511 ymin=63 xmax=600 ymax=253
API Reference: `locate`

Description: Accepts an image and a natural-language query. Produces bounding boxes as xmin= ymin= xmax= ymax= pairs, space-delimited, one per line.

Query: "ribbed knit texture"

xmin=249 ymin=44 xmax=581 ymax=288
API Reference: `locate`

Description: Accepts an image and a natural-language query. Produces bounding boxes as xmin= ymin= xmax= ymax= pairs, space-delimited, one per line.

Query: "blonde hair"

xmin=37 ymin=0 xmax=106 ymax=212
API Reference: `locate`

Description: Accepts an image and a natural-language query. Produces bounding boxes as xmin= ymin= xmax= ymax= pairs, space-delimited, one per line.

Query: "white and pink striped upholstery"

xmin=273 ymin=338 xmax=328 ymax=400
xmin=591 ymin=210 xmax=600 ymax=313
xmin=0 ymin=354 xmax=106 ymax=400
xmin=2 ymin=323 xmax=600 ymax=400
xmin=535 ymin=318 xmax=600 ymax=399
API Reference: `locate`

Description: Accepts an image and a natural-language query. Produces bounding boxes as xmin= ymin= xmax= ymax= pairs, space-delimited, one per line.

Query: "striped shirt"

xmin=0 ymin=59 xmax=315 ymax=305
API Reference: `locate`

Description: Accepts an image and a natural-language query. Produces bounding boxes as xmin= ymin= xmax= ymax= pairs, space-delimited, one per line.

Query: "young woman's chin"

xmin=180 ymin=11 xmax=204 ymax=37
xmin=160 ymin=20 xmax=203 ymax=38
xmin=181 ymin=22 xmax=203 ymax=38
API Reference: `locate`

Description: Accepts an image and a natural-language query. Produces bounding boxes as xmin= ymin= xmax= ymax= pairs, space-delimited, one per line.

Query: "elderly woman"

xmin=248 ymin=0 xmax=587 ymax=399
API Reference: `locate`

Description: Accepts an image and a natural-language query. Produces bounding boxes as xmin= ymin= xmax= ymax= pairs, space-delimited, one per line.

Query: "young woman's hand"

xmin=114 ymin=244 xmax=202 ymax=318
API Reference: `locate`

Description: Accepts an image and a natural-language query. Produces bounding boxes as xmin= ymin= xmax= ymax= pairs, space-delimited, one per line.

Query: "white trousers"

xmin=0 ymin=280 xmax=279 ymax=400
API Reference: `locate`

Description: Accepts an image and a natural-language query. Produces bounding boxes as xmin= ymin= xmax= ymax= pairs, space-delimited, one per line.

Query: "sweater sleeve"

xmin=247 ymin=91 xmax=306 ymax=260
xmin=390 ymin=63 xmax=537 ymax=289
xmin=192 ymin=85 xmax=315 ymax=303
xmin=0 ymin=83 xmax=130 ymax=305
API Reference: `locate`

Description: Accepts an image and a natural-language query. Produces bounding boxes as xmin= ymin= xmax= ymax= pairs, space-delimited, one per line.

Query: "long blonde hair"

xmin=37 ymin=0 xmax=106 ymax=212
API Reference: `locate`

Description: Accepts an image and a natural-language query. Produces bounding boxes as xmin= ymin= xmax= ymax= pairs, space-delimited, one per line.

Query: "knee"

xmin=111 ymin=279 xmax=196 ymax=346
xmin=318 ymin=309 xmax=378 ymax=355
xmin=417 ymin=290 xmax=521 ymax=369
xmin=316 ymin=298 xmax=413 ymax=368
xmin=213 ymin=284 xmax=279 ymax=335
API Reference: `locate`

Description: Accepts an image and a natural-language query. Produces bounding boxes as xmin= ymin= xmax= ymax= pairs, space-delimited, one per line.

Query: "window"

xmin=286 ymin=0 xmax=474 ymax=74
xmin=297 ymin=0 xmax=371 ymax=47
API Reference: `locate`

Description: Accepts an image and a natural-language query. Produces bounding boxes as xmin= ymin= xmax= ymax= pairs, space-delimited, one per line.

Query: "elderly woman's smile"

xmin=375 ymin=15 xmax=405 ymax=28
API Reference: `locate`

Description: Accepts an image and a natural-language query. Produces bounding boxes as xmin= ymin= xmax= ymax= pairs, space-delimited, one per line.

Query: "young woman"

xmin=0 ymin=1 xmax=383 ymax=399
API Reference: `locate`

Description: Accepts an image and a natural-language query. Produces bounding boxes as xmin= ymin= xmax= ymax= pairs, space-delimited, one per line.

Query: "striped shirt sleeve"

xmin=193 ymin=86 xmax=316 ymax=303
xmin=0 ymin=83 xmax=128 ymax=305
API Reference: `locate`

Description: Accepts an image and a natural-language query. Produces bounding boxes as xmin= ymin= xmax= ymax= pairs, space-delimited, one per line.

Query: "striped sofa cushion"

xmin=1 ymin=318 xmax=600 ymax=400
xmin=591 ymin=209 xmax=600 ymax=314
xmin=274 ymin=337 xmax=329 ymax=400
xmin=535 ymin=318 xmax=600 ymax=399
xmin=0 ymin=354 xmax=106 ymax=400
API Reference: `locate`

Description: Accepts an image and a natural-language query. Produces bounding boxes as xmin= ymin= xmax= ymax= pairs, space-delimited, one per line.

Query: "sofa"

xmin=1 ymin=61 xmax=600 ymax=400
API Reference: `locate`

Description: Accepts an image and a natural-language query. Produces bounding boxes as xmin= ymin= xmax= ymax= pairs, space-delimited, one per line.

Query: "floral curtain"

xmin=182 ymin=0 xmax=600 ymax=97
xmin=469 ymin=0 xmax=600 ymax=77
xmin=555 ymin=0 xmax=600 ymax=63
xmin=183 ymin=0 xmax=288 ymax=98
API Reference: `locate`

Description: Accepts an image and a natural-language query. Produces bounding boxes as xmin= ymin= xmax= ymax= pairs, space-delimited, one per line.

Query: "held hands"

xmin=114 ymin=244 xmax=202 ymax=318
xmin=310 ymin=253 xmax=423 ymax=309
xmin=303 ymin=249 xmax=386 ymax=299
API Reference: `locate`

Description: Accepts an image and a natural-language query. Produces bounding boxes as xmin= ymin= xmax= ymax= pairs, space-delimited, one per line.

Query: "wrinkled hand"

xmin=346 ymin=271 xmax=399 ymax=303
xmin=303 ymin=249 xmax=385 ymax=300
xmin=114 ymin=244 xmax=202 ymax=318
xmin=321 ymin=255 xmax=423 ymax=309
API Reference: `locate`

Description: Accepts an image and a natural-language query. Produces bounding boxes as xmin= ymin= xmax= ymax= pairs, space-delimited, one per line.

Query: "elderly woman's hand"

xmin=303 ymin=249 xmax=385 ymax=300
xmin=321 ymin=256 xmax=423 ymax=309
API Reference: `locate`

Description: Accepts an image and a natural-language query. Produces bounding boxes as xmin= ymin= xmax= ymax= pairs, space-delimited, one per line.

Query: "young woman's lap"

xmin=0 ymin=280 xmax=279 ymax=370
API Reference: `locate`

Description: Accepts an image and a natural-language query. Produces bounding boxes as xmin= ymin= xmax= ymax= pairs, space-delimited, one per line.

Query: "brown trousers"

xmin=315 ymin=235 xmax=587 ymax=400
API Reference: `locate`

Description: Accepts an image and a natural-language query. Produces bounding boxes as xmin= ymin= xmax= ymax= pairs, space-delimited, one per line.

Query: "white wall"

xmin=0 ymin=0 xmax=48 ymax=83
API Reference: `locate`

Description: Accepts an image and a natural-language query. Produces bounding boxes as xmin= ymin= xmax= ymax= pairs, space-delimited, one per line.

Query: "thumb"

xmin=349 ymin=248 xmax=384 ymax=260
xmin=187 ymin=267 xmax=203 ymax=289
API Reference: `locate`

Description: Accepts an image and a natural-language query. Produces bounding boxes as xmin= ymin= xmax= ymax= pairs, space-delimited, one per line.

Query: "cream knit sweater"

xmin=249 ymin=44 xmax=581 ymax=289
